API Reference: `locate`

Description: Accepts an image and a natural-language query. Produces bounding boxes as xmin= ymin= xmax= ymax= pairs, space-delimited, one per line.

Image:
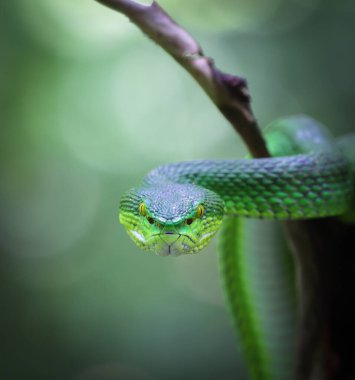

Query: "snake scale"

xmin=119 ymin=115 xmax=355 ymax=379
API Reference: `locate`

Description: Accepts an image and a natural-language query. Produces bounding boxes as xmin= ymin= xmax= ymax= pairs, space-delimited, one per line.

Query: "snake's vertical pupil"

xmin=196 ymin=204 xmax=205 ymax=218
xmin=139 ymin=202 xmax=146 ymax=216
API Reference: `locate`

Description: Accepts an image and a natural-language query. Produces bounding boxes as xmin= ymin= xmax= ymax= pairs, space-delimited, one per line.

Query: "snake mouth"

xmin=129 ymin=229 xmax=198 ymax=255
xmin=151 ymin=233 xmax=196 ymax=244
xmin=149 ymin=232 xmax=197 ymax=255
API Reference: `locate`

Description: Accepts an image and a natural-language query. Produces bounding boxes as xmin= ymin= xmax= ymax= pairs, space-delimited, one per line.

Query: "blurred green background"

xmin=0 ymin=1 xmax=354 ymax=379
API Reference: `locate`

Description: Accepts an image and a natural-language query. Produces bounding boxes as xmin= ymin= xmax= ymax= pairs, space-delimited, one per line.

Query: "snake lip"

xmin=181 ymin=234 xmax=196 ymax=244
xmin=150 ymin=233 xmax=196 ymax=244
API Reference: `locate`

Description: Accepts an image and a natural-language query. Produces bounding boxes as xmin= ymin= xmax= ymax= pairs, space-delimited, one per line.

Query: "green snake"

xmin=119 ymin=115 xmax=355 ymax=379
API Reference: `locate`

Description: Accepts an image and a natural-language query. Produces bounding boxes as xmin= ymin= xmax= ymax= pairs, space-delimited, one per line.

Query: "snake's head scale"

xmin=119 ymin=183 xmax=224 ymax=256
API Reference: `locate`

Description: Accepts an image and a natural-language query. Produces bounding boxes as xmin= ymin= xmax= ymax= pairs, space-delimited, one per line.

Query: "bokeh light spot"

xmin=18 ymin=0 xmax=136 ymax=58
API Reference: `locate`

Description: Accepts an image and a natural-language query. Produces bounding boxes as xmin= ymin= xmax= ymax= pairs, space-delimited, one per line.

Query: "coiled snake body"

xmin=119 ymin=116 xmax=355 ymax=379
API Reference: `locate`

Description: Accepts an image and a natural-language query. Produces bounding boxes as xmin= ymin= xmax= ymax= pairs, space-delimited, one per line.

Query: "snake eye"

xmin=196 ymin=204 xmax=205 ymax=218
xmin=147 ymin=217 xmax=155 ymax=225
xmin=138 ymin=202 xmax=146 ymax=216
xmin=186 ymin=218 xmax=194 ymax=225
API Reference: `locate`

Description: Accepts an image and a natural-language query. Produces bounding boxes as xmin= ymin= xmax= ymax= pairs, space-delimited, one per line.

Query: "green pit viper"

xmin=119 ymin=115 xmax=355 ymax=380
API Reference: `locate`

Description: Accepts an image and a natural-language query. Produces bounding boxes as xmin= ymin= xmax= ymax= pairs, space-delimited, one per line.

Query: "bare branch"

xmin=95 ymin=0 xmax=269 ymax=158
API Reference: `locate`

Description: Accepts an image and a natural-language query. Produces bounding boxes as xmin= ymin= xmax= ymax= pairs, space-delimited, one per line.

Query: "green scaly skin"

xmin=119 ymin=115 xmax=355 ymax=379
xmin=219 ymin=218 xmax=297 ymax=380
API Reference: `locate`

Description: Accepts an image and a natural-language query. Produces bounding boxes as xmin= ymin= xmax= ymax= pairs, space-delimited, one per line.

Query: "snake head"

xmin=119 ymin=183 xmax=224 ymax=256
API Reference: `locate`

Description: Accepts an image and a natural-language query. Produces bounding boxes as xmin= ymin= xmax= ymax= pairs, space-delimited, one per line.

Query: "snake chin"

xmin=126 ymin=228 xmax=218 ymax=256
xmin=154 ymin=233 xmax=193 ymax=256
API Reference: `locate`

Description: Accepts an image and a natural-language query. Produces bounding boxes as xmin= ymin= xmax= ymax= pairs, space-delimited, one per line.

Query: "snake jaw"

xmin=124 ymin=223 xmax=217 ymax=256
xmin=130 ymin=229 xmax=146 ymax=243
xmin=147 ymin=232 xmax=198 ymax=256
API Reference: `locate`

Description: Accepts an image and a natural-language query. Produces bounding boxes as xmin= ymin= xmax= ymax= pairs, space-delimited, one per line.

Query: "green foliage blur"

xmin=0 ymin=1 xmax=354 ymax=379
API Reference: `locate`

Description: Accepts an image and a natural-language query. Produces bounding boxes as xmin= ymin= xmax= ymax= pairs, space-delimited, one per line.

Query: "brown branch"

xmin=94 ymin=1 xmax=348 ymax=379
xmin=95 ymin=0 xmax=269 ymax=158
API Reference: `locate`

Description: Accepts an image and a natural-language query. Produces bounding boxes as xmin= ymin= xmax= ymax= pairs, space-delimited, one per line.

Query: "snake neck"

xmin=142 ymin=116 xmax=354 ymax=220
xmin=144 ymin=153 xmax=352 ymax=220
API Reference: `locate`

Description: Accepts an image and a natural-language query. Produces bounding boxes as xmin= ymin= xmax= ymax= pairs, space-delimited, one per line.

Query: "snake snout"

xmin=161 ymin=233 xmax=180 ymax=245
